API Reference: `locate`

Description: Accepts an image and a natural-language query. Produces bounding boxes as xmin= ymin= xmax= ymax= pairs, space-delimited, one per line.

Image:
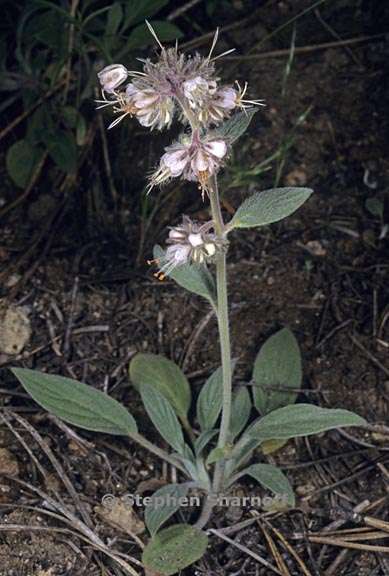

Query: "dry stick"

xmin=63 ymin=0 xmax=80 ymax=103
xmin=260 ymin=523 xmax=291 ymax=576
xmin=167 ymin=0 xmax=203 ymax=21
xmin=222 ymin=34 xmax=386 ymax=61
xmin=209 ymin=528 xmax=283 ymax=575
xmin=349 ymin=333 xmax=389 ymax=378
xmin=307 ymin=536 xmax=389 ymax=553
xmin=264 ymin=520 xmax=313 ymax=576
xmin=6 ymin=409 xmax=94 ymax=530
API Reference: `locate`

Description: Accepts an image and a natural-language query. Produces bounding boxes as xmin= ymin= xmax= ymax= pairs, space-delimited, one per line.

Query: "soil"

xmin=1 ymin=1 xmax=389 ymax=575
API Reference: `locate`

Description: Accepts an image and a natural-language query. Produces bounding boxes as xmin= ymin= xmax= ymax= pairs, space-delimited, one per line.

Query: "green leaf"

xmin=229 ymin=187 xmax=313 ymax=230
xmin=6 ymin=140 xmax=39 ymax=188
xmin=253 ymin=328 xmax=302 ymax=415
xmin=11 ymin=368 xmax=137 ymax=435
xmin=127 ymin=21 xmax=182 ymax=50
xmin=124 ymin=0 xmax=169 ymax=27
xmin=248 ymin=404 xmax=366 ymax=441
xmin=142 ymin=524 xmax=208 ymax=576
xmin=239 ymin=463 xmax=295 ymax=507
xmin=213 ymin=109 xmax=257 ymax=144
xmin=230 ymin=386 xmax=252 ymax=440
xmin=194 ymin=429 xmax=218 ymax=457
xmin=145 ymin=483 xmax=190 ymax=536
xmin=140 ymin=385 xmax=185 ymax=454
xmin=129 ymin=353 xmax=191 ymax=421
xmin=206 ymin=444 xmax=232 ymax=465
xmin=45 ymin=131 xmax=77 ymax=173
xmin=106 ymin=2 xmax=123 ymax=36
xmin=365 ymin=197 xmax=384 ymax=219
xmin=153 ymin=245 xmax=216 ymax=306
xmin=196 ymin=366 xmax=223 ymax=432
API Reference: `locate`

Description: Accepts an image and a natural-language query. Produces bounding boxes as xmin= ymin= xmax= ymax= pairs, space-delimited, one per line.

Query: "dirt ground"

xmin=1 ymin=1 xmax=389 ymax=575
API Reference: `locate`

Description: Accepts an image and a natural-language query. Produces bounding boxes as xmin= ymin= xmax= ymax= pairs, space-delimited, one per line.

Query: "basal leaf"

xmin=145 ymin=483 xmax=190 ymax=536
xmin=253 ymin=328 xmax=302 ymax=415
xmin=11 ymin=368 xmax=137 ymax=435
xmin=239 ymin=463 xmax=295 ymax=507
xmin=129 ymin=353 xmax=190 ymax=421
xmin=229 ymin=187 xmax=313 ymax=229
xmin=230 ymin=386 xmax=252 ymax=440
xmin=140 ymin=385 xmax=185 ymax=454
xmin=45 ymin=130 xmax=77 ymax=173
xmin=142 ymin=524 xmax=208 ymax=575
xmin=248 ymin=404 xmax=366 ymax=441
xmin=194 ymin=429 xmax=218 ymax=457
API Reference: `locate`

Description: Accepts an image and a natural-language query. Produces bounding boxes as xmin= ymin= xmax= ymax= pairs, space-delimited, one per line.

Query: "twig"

xmin=349 ymin=333 xmax=389 ymax=378
xmin=181 ymin=309 xmax=215 ymax=371
xmin=167 ymin=0 xmax=203 ymax=21
xmin=222 ymin=34 xmax=386 ymax=61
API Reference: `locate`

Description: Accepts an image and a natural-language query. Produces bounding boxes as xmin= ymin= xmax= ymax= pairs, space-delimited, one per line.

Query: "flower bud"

xmin=97 ymin=64 xmax=128 ymax=93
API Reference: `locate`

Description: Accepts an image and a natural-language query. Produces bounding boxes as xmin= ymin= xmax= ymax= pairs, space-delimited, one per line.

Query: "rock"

xmin=0 ymin=303 xmax=31 ymax=355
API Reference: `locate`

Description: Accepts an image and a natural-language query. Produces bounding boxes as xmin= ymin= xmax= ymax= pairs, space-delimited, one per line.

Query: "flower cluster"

xmin=150 ymin=216 xmax=225 ymax=278
xmin=96 ymin=24 xmax=263 ymax=194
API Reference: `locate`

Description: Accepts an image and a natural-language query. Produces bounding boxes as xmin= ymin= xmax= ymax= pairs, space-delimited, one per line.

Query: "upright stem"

xmin=209 ymin=175 xmax=232 ymax=491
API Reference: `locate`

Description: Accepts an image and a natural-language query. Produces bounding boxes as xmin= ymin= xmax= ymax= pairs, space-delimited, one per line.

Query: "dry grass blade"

xmin=260 ymin=522 xmax=291 ymax=576
xmin=266 ymin=522 xmax=313 ymax=576
xmin=209 ymin=528 xmax=282 ymax=575
xmin=364 ymin=516 xmax=389 ymax=535
xmin=6 ymin=409 xmax=93 ymax=530
xmin=307 ymin=535 xmax=389 ymax=553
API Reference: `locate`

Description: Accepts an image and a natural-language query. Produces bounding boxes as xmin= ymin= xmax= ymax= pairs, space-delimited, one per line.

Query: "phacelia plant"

xmin=12 ymin=24 xmax=366 ymax=576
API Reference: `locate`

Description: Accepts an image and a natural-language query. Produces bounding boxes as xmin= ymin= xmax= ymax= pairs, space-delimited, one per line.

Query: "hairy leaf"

xmin=230 ymin=386 xmax=252 ymax=440
xmin=229 ymin=187 xmax=313 ymax=229
xmin=239 ymin=463 xmax=295 ymax=507
xmin=140 ymin=385 xmax=185 ymax=454
xmin=196 ymin=366 xmax=223 ymax=431
xmin=12 ymin=368 xmax=137 ymax=435
xmin=145 ymin=483 xmax=190 ymax=536
xmin=130 ymin=353 xmax=190 ymax=420
xmin=142 ymin=524 xmax=208 ymax=575
xmin=248 ymin=404 xmax=366 ymax=441
xmin=214 ymin=109 xmax=257 ymax=143
xmin=253 ymin=328 xmax=302 ymax=415
xmin=153 ymin=245 xmax=216 ymax=306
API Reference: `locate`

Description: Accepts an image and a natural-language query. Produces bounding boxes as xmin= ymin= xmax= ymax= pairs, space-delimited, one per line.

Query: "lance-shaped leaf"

xmin=230 ymin=386 xmax=252 ymax=440
xmin=196 ymin=366 xmax=223 ymax=432
xmin=253 ymin=328 xmax=302 ymax=415
xmin=212 ymin=109 xmax=257 ymax=144
xmin=194 ymin=429 xmax=218 ymax=457
xmin=11 ymin=368 xmax=137 ymax=435
xmin=145 ymin=483 xmax=190 ymax=536
xmin=153 ymin=245 xmax=216 ymax=306
xmin=235 ymin=463 xmax=295 ymax=507
xmin=129 ymin=353 xmax=190 ymax=421
xmin=248 ymin=404 xmax=366 ymax=441
xmin=229 ymin=187 xmax=313 ymax=230
xmin=140 ymin=385 xmax=185 ymax=454
xmin=142 ymin=524 xmax=208 ymax=575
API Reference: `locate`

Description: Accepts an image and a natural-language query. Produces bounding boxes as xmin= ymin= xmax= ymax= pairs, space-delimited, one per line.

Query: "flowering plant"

xmin=12 ymin=24 xmax=366 ymax=576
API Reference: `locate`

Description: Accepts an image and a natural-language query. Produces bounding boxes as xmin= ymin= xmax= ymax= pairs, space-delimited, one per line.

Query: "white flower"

xmin=97 ymin=64 xmax=128 ymax=93
xmin=183 ymin=76 xmax=217 ymax=109
xmin=152 ymin=216 xmax=224 ymax=279
xmin=132 ymin=88 xmax=174 ymax=130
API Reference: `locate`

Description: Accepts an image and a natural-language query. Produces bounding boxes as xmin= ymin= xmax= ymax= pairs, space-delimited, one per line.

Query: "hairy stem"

xmin=209 ymin=175 xmax=232 ymax=493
